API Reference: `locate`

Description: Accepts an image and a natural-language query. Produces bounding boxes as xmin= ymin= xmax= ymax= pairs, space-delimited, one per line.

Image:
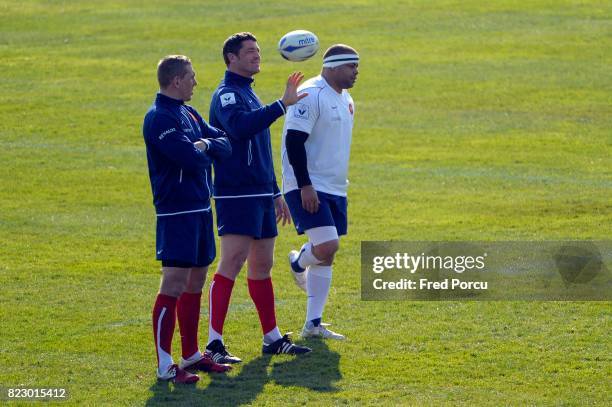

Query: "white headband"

xmin=322 ymin=53 xmax=359 ymax=68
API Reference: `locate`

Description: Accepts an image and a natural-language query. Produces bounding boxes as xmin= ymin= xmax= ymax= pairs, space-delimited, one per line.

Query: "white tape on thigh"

xmin=305 ymin=226 xmax=338 ymax=246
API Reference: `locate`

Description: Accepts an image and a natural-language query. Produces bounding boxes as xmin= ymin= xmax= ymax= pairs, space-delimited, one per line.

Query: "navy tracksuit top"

xmin=209 ymin=70 xmax=286 ymax=198
xmin=143 ymin=93 xmax=232 ymax=215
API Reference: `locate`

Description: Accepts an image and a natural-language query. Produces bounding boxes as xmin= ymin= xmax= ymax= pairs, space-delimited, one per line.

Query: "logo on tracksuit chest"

xmin=247 ymin=95 xmax=261 ymax=109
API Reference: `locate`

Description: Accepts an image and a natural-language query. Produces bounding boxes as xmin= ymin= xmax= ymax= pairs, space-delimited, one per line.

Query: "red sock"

xmin=209 ymin=274 xmax=235 ymax=339
xmin=177 ymin=291 xmax=201 ymax=359
xmin=247 ymin=277 xmax=277 ymax=334
xmin=152 ymin=293 xmax=177 ymax=368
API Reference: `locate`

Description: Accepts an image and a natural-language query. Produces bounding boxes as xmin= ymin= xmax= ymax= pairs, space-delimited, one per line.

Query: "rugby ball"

xmin=278 ymin=30 xmax=319 ymax=62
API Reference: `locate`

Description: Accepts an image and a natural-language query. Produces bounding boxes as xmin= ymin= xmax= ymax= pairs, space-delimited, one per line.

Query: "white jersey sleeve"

xmin=284 ymin=89 xmax=320 ymax=134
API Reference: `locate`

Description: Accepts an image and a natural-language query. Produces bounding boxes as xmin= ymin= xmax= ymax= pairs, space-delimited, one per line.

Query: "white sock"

xmin=306 ymin=265 xmax=332 ymax=325
xmin=297 ymin=242 xmax=323 ymax=269
xmin=183 ymin=350 xmax=202 ymax=362
xmin=264 ymin=326 xmax=282 ymax=344
xmin=157 ymin=348 xmax=174 ymax=376
xmin=207 ymin=327 xmax=222 ymax=347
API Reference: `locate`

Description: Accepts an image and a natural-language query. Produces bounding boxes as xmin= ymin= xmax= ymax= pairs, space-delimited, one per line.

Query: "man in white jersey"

xmin=281 ymin=44 xmax=359 ymax=340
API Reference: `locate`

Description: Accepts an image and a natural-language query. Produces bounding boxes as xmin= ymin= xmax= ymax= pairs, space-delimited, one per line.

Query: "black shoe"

xmin=262 ymin=333 xmax=312 ymax=355
xmin=205 ymin=339 xmax=242 ymax=364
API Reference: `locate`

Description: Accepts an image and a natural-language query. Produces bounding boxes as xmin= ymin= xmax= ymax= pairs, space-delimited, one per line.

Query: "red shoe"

xmin=157 ymin=364 xmax=199 ymax=384
xmin=179 ymin=353 xmax=232 ymax=373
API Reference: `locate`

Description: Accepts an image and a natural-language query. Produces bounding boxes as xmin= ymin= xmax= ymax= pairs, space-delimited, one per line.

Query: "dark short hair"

xmin=222 ymin=32 xmax=257 ymax=65
xmin=157 ymin=55 xmax=192 ymax=88
xmin=323 ymin=44 xmax=358 ymax=59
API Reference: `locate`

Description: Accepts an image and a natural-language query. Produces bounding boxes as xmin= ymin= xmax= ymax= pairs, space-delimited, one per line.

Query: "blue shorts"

xmin=155 ymin=210 xmax=216 ymax=267
xmin=214 ymin=196 xmax=278 ymax=239
xmin=284 ymin=189 xmax=348 ymax=236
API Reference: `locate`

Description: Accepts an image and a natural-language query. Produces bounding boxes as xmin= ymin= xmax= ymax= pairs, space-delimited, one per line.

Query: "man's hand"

xmin=274 ymin=196 xmax=292 ymax=226
xmin=281 ymin=72 xmax=308 ymax=107
xmin=194 ymin=139 xmax=209 ymax=152
xmin=300 ymin=185 xmax=319 ymax=214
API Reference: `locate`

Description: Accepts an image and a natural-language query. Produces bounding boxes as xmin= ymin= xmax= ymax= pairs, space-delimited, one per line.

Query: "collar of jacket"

xmin=224 ymin=70 xmax=254 ymax=87
xmin=156 ymin=92 xmax=184 ymax=106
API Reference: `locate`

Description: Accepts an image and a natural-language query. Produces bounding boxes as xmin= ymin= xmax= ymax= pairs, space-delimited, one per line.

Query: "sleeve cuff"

xmin=199 ymin=138 xmax=211 ymax=151
xmin=276 ymin=99 xmax=286 ymax=114
xmin=296 ymin=178 xmax=312 ymax=189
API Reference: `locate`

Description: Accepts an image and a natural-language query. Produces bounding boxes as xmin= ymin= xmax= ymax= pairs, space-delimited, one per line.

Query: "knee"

xmin=248 ymin=257 xmax=274 ymax=275
xmin=160 ymin=275 xmax=188 ymax=297
xmin=314 ymin=240 xmax=339 ymax=262
xmin=219 ymin=252 xmax=248 ymax=276
xmin=186 ymin=267 xmax=207 ymax=293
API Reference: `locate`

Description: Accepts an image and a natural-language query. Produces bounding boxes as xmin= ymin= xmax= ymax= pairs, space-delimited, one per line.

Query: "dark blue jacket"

xmin=209 ymin=71 xmax=285 ymax=198
xmin=143 ymin=93 xmax=231 ymax=215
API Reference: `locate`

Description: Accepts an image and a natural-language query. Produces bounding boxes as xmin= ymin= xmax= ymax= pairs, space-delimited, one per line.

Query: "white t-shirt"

xmin=281 ymin=75 xmax=355 ymax=197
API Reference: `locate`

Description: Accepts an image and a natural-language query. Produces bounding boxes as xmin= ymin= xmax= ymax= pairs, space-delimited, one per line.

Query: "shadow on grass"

xmin=146 ymin=340 xmax=341 ymax=405
xmin=269 ymin=340 xmax=342 ymax=392
xmin=145 ymin=356 xmax=269 ymax=406
xmin=146 ymin=378 xmax=201 ymax=406
xmin=199 ymin=355 xmax=271 ymax=405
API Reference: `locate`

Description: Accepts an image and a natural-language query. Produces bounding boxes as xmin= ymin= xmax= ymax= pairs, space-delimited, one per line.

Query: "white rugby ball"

xmin=278 ymin=30 xmax=319 ymax=62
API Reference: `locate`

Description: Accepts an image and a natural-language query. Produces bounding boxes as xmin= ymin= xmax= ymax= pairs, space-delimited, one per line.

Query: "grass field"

xmin=1 ymin=0 xmax=610 ymax=405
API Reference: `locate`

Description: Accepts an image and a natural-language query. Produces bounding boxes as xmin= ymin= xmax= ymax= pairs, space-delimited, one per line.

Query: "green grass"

xmin=1 ymin=0 xmax=610 ymax=405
